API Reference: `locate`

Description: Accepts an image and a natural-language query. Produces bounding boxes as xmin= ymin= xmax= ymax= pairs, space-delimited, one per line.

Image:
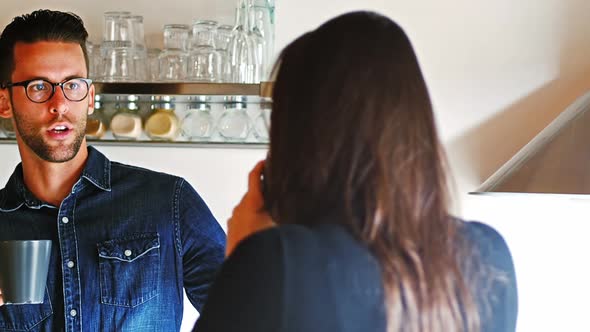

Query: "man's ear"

xmin=87 ymin=84 xmax=95 ymax=115
xmin=0 ymin=88 xmax=12 ymax=119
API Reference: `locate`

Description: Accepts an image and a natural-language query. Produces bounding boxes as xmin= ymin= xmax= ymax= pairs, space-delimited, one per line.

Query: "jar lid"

xmin=151 ymin=95 xmax=174 ymax=102
xmin=188 ymin=103 xmax=210 ymax=111
xmin=126 ymin=102 xmax=140 ymax=111
xmin=224 ymin=96 xmax=247 ymax=103
xmin=152 ymin=102 xmax=175 ymax=111
xmin=224 ymin=102 xmax=247 ymax=110
xmin=188 ymin=95 xmax=210 ymax=103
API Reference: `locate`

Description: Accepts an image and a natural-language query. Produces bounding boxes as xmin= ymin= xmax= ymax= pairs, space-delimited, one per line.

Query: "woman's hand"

xmin=226 ymin=160 xmax=275 ymax=257
xmin=0 ymin=289 xmax=4 ymax=306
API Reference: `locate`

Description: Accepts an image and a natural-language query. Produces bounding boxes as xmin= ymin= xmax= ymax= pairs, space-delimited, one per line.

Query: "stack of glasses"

xmin=89 ymin=11 xmax=148 ymax=82
xmin=229 ymin=0 xmax=274 ymax=83
xmin=88 ymin=0 xmax=274 ymax=83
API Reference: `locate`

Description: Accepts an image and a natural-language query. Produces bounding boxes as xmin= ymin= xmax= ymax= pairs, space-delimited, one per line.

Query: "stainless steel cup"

xmin=0 ymin=240 xmax=52 ymax=304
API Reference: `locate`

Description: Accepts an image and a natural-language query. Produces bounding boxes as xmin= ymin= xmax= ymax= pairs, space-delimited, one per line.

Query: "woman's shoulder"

xmin=459 ymin=220 xmax=514 ymax=270
xmin=458 ymin=219 xmax=518 ymax=332
xmin=461 ymin=220 xmax=507 ymax=244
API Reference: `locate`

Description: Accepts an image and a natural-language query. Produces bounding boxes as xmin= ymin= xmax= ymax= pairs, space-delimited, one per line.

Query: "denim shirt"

xmin=0 ymin=146 xmax=226 ymax=332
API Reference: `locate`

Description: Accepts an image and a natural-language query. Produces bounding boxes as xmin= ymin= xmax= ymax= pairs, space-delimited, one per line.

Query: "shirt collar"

xmin=0 ymin=145 xmax=111 ymax=211
xmin=81 ymin=145 xmax=112 ymax=192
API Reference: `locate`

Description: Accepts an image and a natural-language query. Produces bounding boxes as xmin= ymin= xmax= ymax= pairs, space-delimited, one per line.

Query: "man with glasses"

xmin=0 ymin=10 xmax=225 ymax=332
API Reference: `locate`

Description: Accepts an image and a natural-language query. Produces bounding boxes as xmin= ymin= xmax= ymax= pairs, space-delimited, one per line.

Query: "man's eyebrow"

xmin=20 ymin=75 xmax=86 ymax=83
xmin=16 ymin=76 xmax=50 ymax=82
xmin=62 ymin=75 xmax=86 ymax=82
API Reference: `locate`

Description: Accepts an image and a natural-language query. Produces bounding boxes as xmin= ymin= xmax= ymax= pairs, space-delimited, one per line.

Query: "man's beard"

xmin=12 ymin=108 xmax=87 ymax=163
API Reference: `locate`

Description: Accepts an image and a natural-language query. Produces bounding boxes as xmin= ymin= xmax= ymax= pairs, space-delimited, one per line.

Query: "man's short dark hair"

xmin=0 ymin=9 xmax=89 ymax=84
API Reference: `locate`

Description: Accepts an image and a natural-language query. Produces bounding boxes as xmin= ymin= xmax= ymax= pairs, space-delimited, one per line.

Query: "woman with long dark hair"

xmin=194 ymin=11 xmax=517 ymax=332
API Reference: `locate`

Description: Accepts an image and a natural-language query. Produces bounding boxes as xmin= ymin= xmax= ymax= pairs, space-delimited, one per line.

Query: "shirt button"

xmin=70 ymin=309 xmax=77 ymax=317
xmin=124 ymin=250 xmax=132 ymax=257
xmin=61 ymin=217 xmax=69 ymax=224
xmin=67 ymin=261 xmax=75 ymax=268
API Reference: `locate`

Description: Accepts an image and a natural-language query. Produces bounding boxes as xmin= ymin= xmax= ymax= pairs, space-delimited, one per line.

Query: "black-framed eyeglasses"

xmin=1 ymin=77 xmax=92 ymax=103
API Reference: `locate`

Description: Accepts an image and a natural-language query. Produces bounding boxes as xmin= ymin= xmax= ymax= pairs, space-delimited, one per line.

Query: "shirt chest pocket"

xmin=97 ymin=233 xmax=160 ymax=308
xmin=0 ymin=289 xmax=52 ymax=331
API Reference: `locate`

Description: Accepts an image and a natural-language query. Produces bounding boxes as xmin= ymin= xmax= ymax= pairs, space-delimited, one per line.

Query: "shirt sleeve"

xmin=177 ymin=178 xmax=227 ymax=311
xmin=193 ymin=228 xmax=284 ymax=332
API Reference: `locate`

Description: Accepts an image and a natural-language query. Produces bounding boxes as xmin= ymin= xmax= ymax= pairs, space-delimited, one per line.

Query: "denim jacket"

xmin=0 ymin=146 xmax=226 ymax=331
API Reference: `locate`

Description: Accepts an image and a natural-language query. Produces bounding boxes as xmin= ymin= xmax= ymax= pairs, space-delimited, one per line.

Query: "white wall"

xmin=1 ymin=0 xmax=590 ymax=331
xmin=463 ymin=194 xmax=590 ymax=332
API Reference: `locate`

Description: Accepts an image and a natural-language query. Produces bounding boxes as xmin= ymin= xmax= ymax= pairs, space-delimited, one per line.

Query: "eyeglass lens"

xmin=26 ymin=79 xmax=90 ymax=103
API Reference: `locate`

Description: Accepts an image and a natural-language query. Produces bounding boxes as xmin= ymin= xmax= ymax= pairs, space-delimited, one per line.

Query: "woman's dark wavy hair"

xmin=266 ymin=11 xmax=481 ymax=332
xmin=0 ymin=9 xmax=89 ymax=84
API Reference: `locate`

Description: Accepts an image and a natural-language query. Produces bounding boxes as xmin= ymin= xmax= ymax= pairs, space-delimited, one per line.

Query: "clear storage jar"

xmin=218 ymin=101 xmax=250 ymax=141
xmin=182 ymin=101 xmax=214 ymax=140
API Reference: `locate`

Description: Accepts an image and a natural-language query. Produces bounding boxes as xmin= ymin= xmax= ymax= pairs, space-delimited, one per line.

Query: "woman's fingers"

xmin=247 ymin=160 xmax=266 ymax=194
xmin=225 ymin=160 xmax=274 ymax=257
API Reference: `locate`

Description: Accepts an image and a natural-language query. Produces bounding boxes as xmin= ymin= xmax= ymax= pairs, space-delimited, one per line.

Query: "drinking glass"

xmin=100 ymin=47 xmax=136 ymax=81
xmin=248 ymin=2 xmax=274 ymax=79
xmin=227 ymin=0 xmax=257 ymax=83
xmin=215 ymin=24 xmax=234 ymax=82
xmin=100 ymin=11 xmax=136 ymax=81
xmin=103 ymin=11 xmax=132 ymax=42
xmin=86 ymin=41 xmax=97 ymax=79
xmin=0 ymin=240 xmax=52 ymax=304
xmin=248 ymin=29 xmax=266 ymax=83
xmin=188 ymin=20 xmax=222 ymax=82
xmin=158 ymin=24 xmax=190 ymax=81
xmin=147 ymin=48 xmax=161 ymax=82
xmin=126 ymin=15 xmax=148 ymax=81
xmin=126 ymin=15 xmax=146 ymax=49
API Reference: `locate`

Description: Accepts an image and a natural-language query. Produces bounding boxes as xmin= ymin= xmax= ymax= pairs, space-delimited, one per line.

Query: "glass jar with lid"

xmin=252 ymin=102 xmax=271 ymax=142
xmin=182 ymin=97 xmax=214 ymax=141
xmin=0 ymin=118 xmax=15 ymax=138
xmin=110 ymin=95 xmax=143 ymax=140
xmin=86 ymin=95 xmax=107 ymax=139
xmin=218 ymin=98 xmax=251 ymax=141
xmin=145 ymin=96 xmax=180 ymax=141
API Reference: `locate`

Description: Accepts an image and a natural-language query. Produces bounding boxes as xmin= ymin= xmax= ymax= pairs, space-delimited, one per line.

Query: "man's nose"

xmin=47 ymin=86 xmax=69 ymax=115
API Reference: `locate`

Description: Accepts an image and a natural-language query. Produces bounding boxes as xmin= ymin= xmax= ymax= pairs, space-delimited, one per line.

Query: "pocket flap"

xmin=97 ymin=233 xmax=160 ymax=262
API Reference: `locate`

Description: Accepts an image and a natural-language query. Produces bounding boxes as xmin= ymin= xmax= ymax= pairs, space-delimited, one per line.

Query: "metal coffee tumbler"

xmin=0 ymin=240 xmax=52 ymax=304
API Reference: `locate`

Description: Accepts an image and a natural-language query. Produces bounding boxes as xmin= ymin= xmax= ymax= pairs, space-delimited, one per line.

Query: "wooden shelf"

xmin=93 ymin=81 xmax=273 ymax=98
